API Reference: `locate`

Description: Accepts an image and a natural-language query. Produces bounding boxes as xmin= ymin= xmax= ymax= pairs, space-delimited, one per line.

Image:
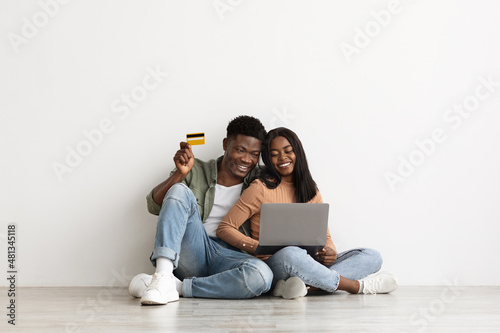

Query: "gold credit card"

xmin=186 ymin=133 xmax=205 ymax=145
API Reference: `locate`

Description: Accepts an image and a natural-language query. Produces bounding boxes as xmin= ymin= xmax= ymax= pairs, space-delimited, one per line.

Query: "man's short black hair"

xmin=226 ymin=115 xmax=266 ymax=142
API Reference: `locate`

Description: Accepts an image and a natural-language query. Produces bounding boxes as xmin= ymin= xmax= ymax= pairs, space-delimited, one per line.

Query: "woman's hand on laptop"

xmin=256 ymin=254 xmax=272 ymax=261
xmin=314 ymin=245 xmax=337 ymax=266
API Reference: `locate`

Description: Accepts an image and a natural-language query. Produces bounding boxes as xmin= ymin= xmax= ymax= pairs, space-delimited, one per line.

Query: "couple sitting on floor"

xmin=128 ymin=115 xmax=398 ymax=305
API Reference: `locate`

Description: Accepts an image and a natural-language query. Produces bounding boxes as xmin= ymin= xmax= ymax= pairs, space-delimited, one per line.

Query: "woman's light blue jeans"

xmin=150 ymin=183 xmax=273 ymax=298
xmin=265 ymin=246 xmax=383 ymax=292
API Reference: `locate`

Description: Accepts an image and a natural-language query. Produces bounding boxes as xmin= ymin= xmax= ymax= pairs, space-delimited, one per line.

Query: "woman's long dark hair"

xmin=259 ymin=127 xmax=318 ymax=203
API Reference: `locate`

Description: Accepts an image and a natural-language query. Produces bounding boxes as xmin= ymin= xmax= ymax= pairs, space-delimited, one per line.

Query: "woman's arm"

xmin=315 ymin=227 xmax=337 ymax=266
xmin=217 ymin=181 xmax=263 ymax=254
xmin=310 ymin=190 xmax=337 ymax=265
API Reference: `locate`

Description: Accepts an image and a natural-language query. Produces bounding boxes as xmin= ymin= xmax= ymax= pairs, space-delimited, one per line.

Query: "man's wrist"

xmin=173 ymin=169 xmax=189 ymax=181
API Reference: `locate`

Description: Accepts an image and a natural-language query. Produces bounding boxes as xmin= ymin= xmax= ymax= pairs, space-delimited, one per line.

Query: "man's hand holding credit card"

xmin=173 ymin=133 xmax=204 ymax=176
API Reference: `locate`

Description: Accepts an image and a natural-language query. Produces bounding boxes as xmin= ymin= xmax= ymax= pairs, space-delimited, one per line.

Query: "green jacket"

xmin=146 ymin=156 xmax=258 ymax=236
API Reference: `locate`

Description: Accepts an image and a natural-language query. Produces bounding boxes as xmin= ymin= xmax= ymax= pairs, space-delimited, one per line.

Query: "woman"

xmin=217 ymin=127 xmax=397 ymax=299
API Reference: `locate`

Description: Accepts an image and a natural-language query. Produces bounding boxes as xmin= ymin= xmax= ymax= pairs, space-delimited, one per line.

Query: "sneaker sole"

xmin=140 ymin=293 xmax=179 ymax=305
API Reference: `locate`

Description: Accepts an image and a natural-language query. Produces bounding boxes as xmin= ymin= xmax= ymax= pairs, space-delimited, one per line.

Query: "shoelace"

xmin=147 ymin=273 xmax=165 ymax=290
xmin=363 ymin=278 xmax=382 ymax=294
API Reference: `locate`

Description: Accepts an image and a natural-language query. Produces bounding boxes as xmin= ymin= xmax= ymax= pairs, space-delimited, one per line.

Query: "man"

xmin=129 ymin=115 xmax=272 ymax=305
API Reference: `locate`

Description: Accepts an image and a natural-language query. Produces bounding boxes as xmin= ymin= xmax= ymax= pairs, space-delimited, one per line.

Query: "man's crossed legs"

xmin=131 ymin=183 xmax=272 ymax=304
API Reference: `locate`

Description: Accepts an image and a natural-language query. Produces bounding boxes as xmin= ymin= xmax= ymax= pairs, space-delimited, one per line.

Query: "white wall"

xmin=1 ymin=0 xmax=499 ymax=287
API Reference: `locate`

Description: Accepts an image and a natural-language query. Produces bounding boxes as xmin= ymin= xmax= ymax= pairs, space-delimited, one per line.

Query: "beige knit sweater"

xmin=217 ymin=179 xmax=335 ymax=255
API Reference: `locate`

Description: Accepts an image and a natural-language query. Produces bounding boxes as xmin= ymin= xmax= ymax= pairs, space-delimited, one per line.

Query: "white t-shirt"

xmin=203 ymin=183 xmax=243 ymax=237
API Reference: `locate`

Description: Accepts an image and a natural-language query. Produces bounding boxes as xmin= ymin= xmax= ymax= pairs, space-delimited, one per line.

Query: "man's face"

xmin=222 ymin=134 xmax=262 ymax=180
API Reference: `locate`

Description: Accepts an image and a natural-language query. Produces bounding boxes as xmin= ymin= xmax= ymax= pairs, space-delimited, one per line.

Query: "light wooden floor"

xmin=3 ymin=286 xmax=500 ymax=332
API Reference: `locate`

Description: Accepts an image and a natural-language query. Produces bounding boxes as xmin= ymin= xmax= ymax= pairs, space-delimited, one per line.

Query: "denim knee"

xmin=163 ymin=183 xmax=194 ymax=204
xmin=242 ymin=259 xmax=273 ymax=297
xmin=272 ymin=246 xmax=308 ymax=264
xmin=161 ymin=183 xmax=199 ymax=216
xmin=362 ymin=248 xmax=383 ymax=273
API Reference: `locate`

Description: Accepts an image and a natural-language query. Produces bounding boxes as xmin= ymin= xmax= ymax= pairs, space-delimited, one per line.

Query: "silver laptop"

xmin=254 ymin=203 xmax=329 ymax=255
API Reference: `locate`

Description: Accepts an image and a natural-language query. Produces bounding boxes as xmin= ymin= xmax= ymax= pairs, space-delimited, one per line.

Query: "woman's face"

xmin=270 ymin=136 xmax=296 ymax=182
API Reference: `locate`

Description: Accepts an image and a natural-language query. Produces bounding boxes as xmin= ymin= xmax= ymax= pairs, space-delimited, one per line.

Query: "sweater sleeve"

xmin=217 ymin=181 xmax=264 ymax=253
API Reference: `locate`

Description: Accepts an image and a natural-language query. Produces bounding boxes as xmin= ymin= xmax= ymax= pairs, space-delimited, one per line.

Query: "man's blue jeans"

xmin=265 ymin=246 xmax=383 ymax=292
xmin=150 ymin=183 xmax=272 ymax=298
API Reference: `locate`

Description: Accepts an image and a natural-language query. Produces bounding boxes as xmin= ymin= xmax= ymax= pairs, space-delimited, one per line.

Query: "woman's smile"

xmin=270 ymin=136 xmax=296 ymax=182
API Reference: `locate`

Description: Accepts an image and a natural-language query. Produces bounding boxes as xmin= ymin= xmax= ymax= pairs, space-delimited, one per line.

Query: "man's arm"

xmin=151 ymin=142 xmax=195 ymax=205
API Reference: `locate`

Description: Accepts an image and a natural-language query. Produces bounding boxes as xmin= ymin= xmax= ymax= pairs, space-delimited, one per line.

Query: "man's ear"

xmin=222 ymin=138 xmax=228 ymax=151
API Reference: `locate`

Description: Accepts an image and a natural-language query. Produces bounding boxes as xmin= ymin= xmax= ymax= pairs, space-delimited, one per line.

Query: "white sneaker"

xmin=273 ymin=277 xmax=308 ymax=299
xmin=360 ymin=271 xmax=398 ymax=294
xmin=140 ymin=272 xmax=179 ymax=305
xmin=128 ymin=273 xmax=152 ymax=298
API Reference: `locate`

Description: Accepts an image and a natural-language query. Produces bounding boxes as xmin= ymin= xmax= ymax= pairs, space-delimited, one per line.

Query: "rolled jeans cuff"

xmin=332 ymin=271 xmax=340 ymax=292
xmin=150 ymin=246 xmax=179 ymax=268
xmin=182 ymin=278 xmax=193 ymax=298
